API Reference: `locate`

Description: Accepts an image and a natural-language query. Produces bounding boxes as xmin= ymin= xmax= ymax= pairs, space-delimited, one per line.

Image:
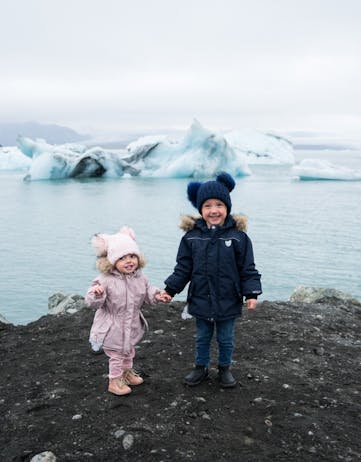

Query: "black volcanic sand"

xmin=0 ymin=300 xmax=360 ymax=461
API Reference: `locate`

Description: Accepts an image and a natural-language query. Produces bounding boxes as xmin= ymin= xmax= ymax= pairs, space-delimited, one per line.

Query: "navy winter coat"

xmin=165 ymin=214 xmax=262 ymax=321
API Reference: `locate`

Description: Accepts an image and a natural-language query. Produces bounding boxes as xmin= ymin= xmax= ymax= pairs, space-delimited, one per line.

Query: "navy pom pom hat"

xmin=187 ymin=172 xmax=236 ymax=214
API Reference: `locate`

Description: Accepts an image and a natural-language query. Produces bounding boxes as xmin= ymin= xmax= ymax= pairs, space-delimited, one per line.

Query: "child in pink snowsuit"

xmin=85 ymin=226 xmax=170 ymax=396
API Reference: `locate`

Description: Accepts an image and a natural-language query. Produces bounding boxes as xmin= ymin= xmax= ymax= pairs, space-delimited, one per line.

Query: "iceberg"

xmin=224 ymin=129 xmax=294 ymax=164
xmin=291 ymin=159 xmax=361 ymax=181
xmin=0 ymin=146 xmax=31 ymax=171
xmin=10 ymin=120 xmax=293 ymax=181
xmin=18 ymin=136 xmax=87 ymax=159
xmin=125 ymin=119 xmax=251 ymax=178
xmin=18 ymin=136 xmax=132 ymax=181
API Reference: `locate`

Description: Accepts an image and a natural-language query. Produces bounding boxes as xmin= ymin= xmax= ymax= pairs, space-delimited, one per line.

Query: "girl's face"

xmin=201 ymin=198 xmax=227 ymax=227
xmin=115 ymin=254 xmax=139 ymax=274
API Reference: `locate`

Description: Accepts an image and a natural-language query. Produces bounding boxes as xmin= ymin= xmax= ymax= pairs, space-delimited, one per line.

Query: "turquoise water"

xmin=1 ymin=149 xmax=360 ymax=324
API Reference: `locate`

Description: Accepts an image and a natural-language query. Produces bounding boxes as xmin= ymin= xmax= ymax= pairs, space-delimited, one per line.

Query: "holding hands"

xmin=91 ymin=286 xmax=171 ymax=302
xmin=155 ymin=290 xmax=172 ymax=303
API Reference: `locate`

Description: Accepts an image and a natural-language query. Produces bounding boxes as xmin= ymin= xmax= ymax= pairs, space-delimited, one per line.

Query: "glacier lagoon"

xmin=1 ymin=129 xmax=361 ymax=324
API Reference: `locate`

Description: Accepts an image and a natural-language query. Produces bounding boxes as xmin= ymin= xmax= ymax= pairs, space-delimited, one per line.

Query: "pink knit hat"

xmin=91 ymin=226 xmax=141 ymax=265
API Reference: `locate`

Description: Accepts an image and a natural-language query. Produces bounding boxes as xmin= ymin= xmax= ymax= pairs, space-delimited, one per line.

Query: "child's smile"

xmin=201 ymin=199 xmax=227 ymax=227
xmin=115 ymin=254 xmax=139 ymax=274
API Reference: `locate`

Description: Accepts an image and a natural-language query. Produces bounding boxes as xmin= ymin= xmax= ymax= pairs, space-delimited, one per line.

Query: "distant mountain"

xmin=0 ymin=122 xmax=89 ymax=147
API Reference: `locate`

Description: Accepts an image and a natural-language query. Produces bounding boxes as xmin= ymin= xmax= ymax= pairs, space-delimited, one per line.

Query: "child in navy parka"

xmin=164 ymin=172 xmax=262 ymax=387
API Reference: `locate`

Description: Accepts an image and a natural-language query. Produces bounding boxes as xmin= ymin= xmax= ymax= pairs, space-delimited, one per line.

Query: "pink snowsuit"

xmin=85 ymin=268 xmax=160 ymax=379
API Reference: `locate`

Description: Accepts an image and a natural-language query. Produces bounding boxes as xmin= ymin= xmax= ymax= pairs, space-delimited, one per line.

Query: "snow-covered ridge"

xmin=0 ymin=120 xmax=294 ymax=180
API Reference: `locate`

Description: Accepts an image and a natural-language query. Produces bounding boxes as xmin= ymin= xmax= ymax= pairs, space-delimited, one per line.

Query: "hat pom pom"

xmin=216 ymin=172 xmax=235 ymax=192
xmin=187 ymin=181 xmax=202 ymax=208
xmin=91 ymin=233 xmax=109 ymax=257
xmin=119 ymin=225 xmax=136 ymax=241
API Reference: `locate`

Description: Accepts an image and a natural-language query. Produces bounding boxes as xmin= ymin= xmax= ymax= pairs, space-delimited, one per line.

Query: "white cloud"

xmin=1 ymin=0 xmax=361 ymax=135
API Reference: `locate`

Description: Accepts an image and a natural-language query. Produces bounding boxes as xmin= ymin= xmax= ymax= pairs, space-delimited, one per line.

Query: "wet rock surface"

xmin=0 ymin=300 xmax=360 ymax=461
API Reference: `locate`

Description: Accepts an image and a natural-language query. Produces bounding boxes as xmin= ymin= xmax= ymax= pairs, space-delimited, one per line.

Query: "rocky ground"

xmin=0 ymin=297 xmax=360 ymax=462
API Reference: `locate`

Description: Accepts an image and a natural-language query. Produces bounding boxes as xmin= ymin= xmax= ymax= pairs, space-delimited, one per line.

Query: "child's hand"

xmin=246 ymin=298 xmax=257 ymax=310
xmin=92 ymin=285 xmax=105 ymax=297
xmin=155 ymin=291 xmax=172 ymax=303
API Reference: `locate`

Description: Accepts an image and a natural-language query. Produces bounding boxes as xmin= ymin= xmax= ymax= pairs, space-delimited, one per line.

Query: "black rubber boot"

xmin=218 ymin=365 xmax=237 ymax=388
xmin=184 ymin=365 xmax=209 ymax=386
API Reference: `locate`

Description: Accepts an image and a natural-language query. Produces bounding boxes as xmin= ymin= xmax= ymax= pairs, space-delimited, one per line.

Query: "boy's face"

xmin=201 ymin=199 xmax=227 ymax=227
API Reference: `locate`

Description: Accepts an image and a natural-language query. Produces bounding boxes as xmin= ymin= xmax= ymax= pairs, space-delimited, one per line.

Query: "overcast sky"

xmin=1 ymin=0 xmax=361 ymax=137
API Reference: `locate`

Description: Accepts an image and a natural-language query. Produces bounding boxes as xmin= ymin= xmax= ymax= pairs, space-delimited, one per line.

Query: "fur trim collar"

xmin=179 ymin=214 xmax=248 ymax=232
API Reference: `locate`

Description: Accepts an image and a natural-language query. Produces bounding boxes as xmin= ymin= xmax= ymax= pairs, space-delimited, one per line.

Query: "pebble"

xmin=30 ymin=452 xmax=57 ymax=462
xmin=122 ymin=433 xmax=134 ymax=450
xmin=114 ymin=429 xmax=125 ymax=439
xmin=154 ymin=329 xmax=164 ymax=334
xmin=72 ymin=414 xmax=82 ymax=420
xmin=244 ymin=436 xmax=254 ymax=445
xmin=314 ymin=347 xmax=325 ymax=356
xmin=264 ymin=419 xmax=272 ymax=427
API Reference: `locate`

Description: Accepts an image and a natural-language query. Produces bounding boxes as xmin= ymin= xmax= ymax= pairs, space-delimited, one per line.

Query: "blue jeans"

xmin=195 ymin=318 xmax=235 ymax=367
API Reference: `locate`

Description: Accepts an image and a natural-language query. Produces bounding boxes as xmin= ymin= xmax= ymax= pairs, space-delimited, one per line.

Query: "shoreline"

xmin=1 ymin=297 xmax=360 ymax=461
xmin=2 ymin=285 xmax=361 ymax=327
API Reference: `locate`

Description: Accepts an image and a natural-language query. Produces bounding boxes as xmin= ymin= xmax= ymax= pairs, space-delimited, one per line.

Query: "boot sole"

xmin=108 ymin=387 xmax=132 ymax=395
xmin=184 ymin=374 xmax=209 ymax=386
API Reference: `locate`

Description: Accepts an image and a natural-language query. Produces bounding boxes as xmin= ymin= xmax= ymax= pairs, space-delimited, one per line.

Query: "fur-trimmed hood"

xmin=179 ymin=213 xmax=248 ymax=232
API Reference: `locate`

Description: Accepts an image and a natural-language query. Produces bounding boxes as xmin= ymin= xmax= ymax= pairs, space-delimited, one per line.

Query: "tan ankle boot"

xmin=123 ymin=369 xmax=144 ymax=386
xmin=108 ymin=377 xmax=131 ymax=395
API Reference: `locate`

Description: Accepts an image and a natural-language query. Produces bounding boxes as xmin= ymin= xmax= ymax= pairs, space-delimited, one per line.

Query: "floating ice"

xmin=18 ymin=135 xmax=87 ymax=159
xmin=224 ymin=129 xmax=295 ymax=164
xmin=9 ymin=120 xmax=293 ymax=181
xmin=19 ymin=137 xmax=130 ymax=181
xmin=0 ymin=146 xmax=31 ymax=171
xmin=125 ymin=119 xmax=251 ymax=178
xmin=292 ymin=159 xmax=361 ymax=181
